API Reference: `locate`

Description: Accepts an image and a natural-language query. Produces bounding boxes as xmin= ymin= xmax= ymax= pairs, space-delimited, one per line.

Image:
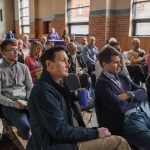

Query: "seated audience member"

xmin=108 ymin=40 xmax=130 ymax=78
xmin=17 ymin=39 xmax=25 ymax=63
xmin=128 ymin=38 xmax=145 ymax=65
xmin=40 ymin=36 xmax=47 ymax=50
xmin=26 ymin=46 xmax=131 ymax=150
xmin=22 ymin=34 xmax=31 ymax=52
xmin=0 ymin=39 xmax=33 ymax=139
xmin=61 ymin=29 xmax=68 ymax=40
xmin=47 ymin=27 xmax=59 ymax=40
xmin=67 ymin=42 xmax=89 ymax=87
xmin=81 ymin=36 xmax=88 ymax=47
xmin=95 ymin=41 xmax=130 ymax=80
xmin=122 ymin=51 xmax=131 ymax=66
xmin=6 ymin=30 xmax=15 ymax=39
xmin=24 ymin=41 xmax=43 ymax=84
xmin=64 ymin=35 xmax=70 ymax=46
xmin=82 ymin=36 xmax=98 ymax=66
xmin=45 ymin=41 xmax=54 ymax=50
xmin=67 ymin=42 xmax=88 ymax=73
xmin=95 ymin=45 xmax=150 ymax=150
xmin=70 ymin=34 xmax=82 ymax=53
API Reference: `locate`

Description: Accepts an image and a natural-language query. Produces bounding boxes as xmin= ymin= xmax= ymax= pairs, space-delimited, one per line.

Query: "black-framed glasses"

xmin=5 ymin=48 xmax=19 ymax=52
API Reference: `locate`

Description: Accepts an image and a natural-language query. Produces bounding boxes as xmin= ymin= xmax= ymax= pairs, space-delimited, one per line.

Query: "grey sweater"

xmin=0 ymin=61 xmax=33 ymax=107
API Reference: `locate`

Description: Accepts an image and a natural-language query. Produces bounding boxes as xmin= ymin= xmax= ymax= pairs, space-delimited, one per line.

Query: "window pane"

xmin=70 ymin=25 xmax=88 ymax=35
xmin=134 ymin=2 xmax=150 ymax=19
xmin=68 ymin=7 xmax=90 ymax=22
xmin=20 ymin=0 xmax=29 ymax=9
xmin=136 ymin=22 xmax=150 ymax=35
xmin=22 ymin=26 xmax=30 ymax=34
xmin=69 ymin=0 xmax=90 ymax=8
xmin=21 ymin=17 xmax=29 ymax=25
xmin=20 ymin=8 xmax=29 ymax=17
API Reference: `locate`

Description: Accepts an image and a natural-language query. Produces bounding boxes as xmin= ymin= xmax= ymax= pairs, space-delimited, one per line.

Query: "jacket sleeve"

xmin=95 ymin=79 xmax=133 ymax=113
xmin=127 ymin=78 xmax=147 ymax=103
xmin=34 ymin=88 xmax=98 ymax=142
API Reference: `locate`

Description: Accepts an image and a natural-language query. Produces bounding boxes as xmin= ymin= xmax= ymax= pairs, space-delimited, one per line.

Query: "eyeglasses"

xmin=5 ymin=48 xmax=19 ymax=52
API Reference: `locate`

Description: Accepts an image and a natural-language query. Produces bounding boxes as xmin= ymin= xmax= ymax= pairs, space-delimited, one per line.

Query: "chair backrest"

xmin=63 ymin=73 xmax=81 ymax=91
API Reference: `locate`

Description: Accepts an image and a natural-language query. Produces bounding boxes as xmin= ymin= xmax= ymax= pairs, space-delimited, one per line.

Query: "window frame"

xmin=132 ymin=0 xmax=150 ymax=36
xmin=19 ymin=0 xmax=30 ymax=34
xmin=67 ymin=0 xmax=90 ymax=36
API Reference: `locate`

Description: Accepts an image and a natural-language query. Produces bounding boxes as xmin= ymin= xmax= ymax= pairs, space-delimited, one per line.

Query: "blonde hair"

xmin=30 ymin=41 xmax=42 ymax=57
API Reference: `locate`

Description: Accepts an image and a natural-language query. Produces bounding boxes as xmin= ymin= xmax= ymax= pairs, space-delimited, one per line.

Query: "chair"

xmin=127 ymin=65 xmax=146 ymax=85
xmin=63 ymin=73 xmax=95 ymax=122
xmin=0 ymin=106 xmax=27 ymax=150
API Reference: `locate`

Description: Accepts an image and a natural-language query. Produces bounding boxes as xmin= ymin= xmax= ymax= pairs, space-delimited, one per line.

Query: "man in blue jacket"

xmin=26 ymin=46 xmax=131 ymax=150
xmin=95 ymin=45 xmax=150 ymax=150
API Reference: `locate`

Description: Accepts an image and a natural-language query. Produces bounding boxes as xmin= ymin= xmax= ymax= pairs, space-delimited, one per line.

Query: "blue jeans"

xmin=123 ymin=112 xmax=150 ymax=150
xmin=1 ymin=105 xmax=30 ymax=139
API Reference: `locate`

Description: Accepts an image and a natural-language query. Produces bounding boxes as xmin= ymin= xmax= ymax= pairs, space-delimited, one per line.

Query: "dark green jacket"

xmin=27 ymin=70 xmax=98 ymax=150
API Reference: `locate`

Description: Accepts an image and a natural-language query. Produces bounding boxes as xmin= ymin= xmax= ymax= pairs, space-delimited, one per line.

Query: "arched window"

xmin=132 ymin=0 xmax=150 ymax=36
xmin=19 ymin=0 xmax=30 ymax=34
xmin=67 ymin=0 xmax=90 ymax=36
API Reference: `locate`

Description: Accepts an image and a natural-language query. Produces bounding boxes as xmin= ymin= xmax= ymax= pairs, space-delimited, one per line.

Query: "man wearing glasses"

xmin=0 ymin=39 xmax=33 ymax=140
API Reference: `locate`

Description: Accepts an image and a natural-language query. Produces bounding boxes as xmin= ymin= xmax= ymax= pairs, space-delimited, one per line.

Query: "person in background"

xmin=40 ymin=36 xmax=47 ymax=50
xmin=128 ymin=38 xmax=145 ymax=65
xmin=70 ymin=34 xmax=82 ymax=53
xmin=6 ymin=30 xmax=15 ymax=39
xmin=47 ymin=27 xmax=59 ymax=40
xmin=61 ymin=29 xmax=68 ymax=40
xmin=22 ymin=34 xmax=31 ymax=52
xmin=45 ymin=41 xmax=54 ymax=50
xmin=67 ymin=42 xmax=88 ymax=74
xmin=26 ymin=46 xmax=131 ymax=150
xmin=0 ymin=39 xmax=33 ymax=140
xmin=24 ymin=41 xmax=43 ymax=84
xmin=64 ymin=35 xmax=70 ymax=46
xmin=17 ymin=39 xmax=25 ymax=63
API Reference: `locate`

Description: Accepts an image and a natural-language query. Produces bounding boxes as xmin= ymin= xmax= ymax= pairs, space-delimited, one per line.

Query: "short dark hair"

xmin=40 ymin=46 xmax=66 ymax=69
xmin=0 ymin=39 xmax=17 ymax=51
xmin=98 ymin=45 xmax=121 ymax=67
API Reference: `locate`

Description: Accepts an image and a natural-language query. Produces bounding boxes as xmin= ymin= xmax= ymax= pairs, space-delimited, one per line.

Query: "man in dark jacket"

xmin=95 ymin=45 xmax=150 ymax=150
xmin=26 ymin=46 xmax=131 ymax=150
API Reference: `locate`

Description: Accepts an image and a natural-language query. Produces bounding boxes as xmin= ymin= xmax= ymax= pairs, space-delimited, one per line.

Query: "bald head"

xmin=88 ymin=36 xmax=96 ymax=46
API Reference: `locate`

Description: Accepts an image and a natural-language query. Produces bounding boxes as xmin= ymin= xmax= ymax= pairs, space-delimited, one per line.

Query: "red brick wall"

xmin=89 ymin=13 xmax=132 ymax=51
xmin=89 ymin=15 xmax=107 ymax=49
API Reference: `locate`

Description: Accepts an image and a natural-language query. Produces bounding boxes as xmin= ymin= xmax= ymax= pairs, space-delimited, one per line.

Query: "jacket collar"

xmin=41 ymin=70 xmax=67 ymax=95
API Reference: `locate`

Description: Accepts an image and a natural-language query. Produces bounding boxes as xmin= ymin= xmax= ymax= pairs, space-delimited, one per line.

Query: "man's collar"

xmin=3 ymin=59 xmax=17 ymax=66
xmin=103 ymin=71 xmax=118 ymax=80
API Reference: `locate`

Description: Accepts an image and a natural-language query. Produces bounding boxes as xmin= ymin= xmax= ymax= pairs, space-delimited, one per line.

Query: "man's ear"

xmin=102 ymin=62 xmax=107 ymax=68
xmin=45 ymin=60 xmax=52 ymax=68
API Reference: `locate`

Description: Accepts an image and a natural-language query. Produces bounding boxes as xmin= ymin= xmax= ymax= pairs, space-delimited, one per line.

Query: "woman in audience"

xmin=24 ymin=41 xmax=42 ymax=84
xmin=47 ymin=27 xmax=59 ymax=40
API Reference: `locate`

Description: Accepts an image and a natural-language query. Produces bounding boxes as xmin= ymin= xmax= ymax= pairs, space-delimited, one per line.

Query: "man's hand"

xmin=118 ymin=93 xmax=129 ymax=101
xmin=98 ymin=127 xmax=111 ymax=138
xmin=14 ymin=101 xmax=25 ymax=109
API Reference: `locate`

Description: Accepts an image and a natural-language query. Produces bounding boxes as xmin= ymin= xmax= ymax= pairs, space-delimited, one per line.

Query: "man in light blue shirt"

xmin=82 ymin=36 xmax=98 ymax=65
